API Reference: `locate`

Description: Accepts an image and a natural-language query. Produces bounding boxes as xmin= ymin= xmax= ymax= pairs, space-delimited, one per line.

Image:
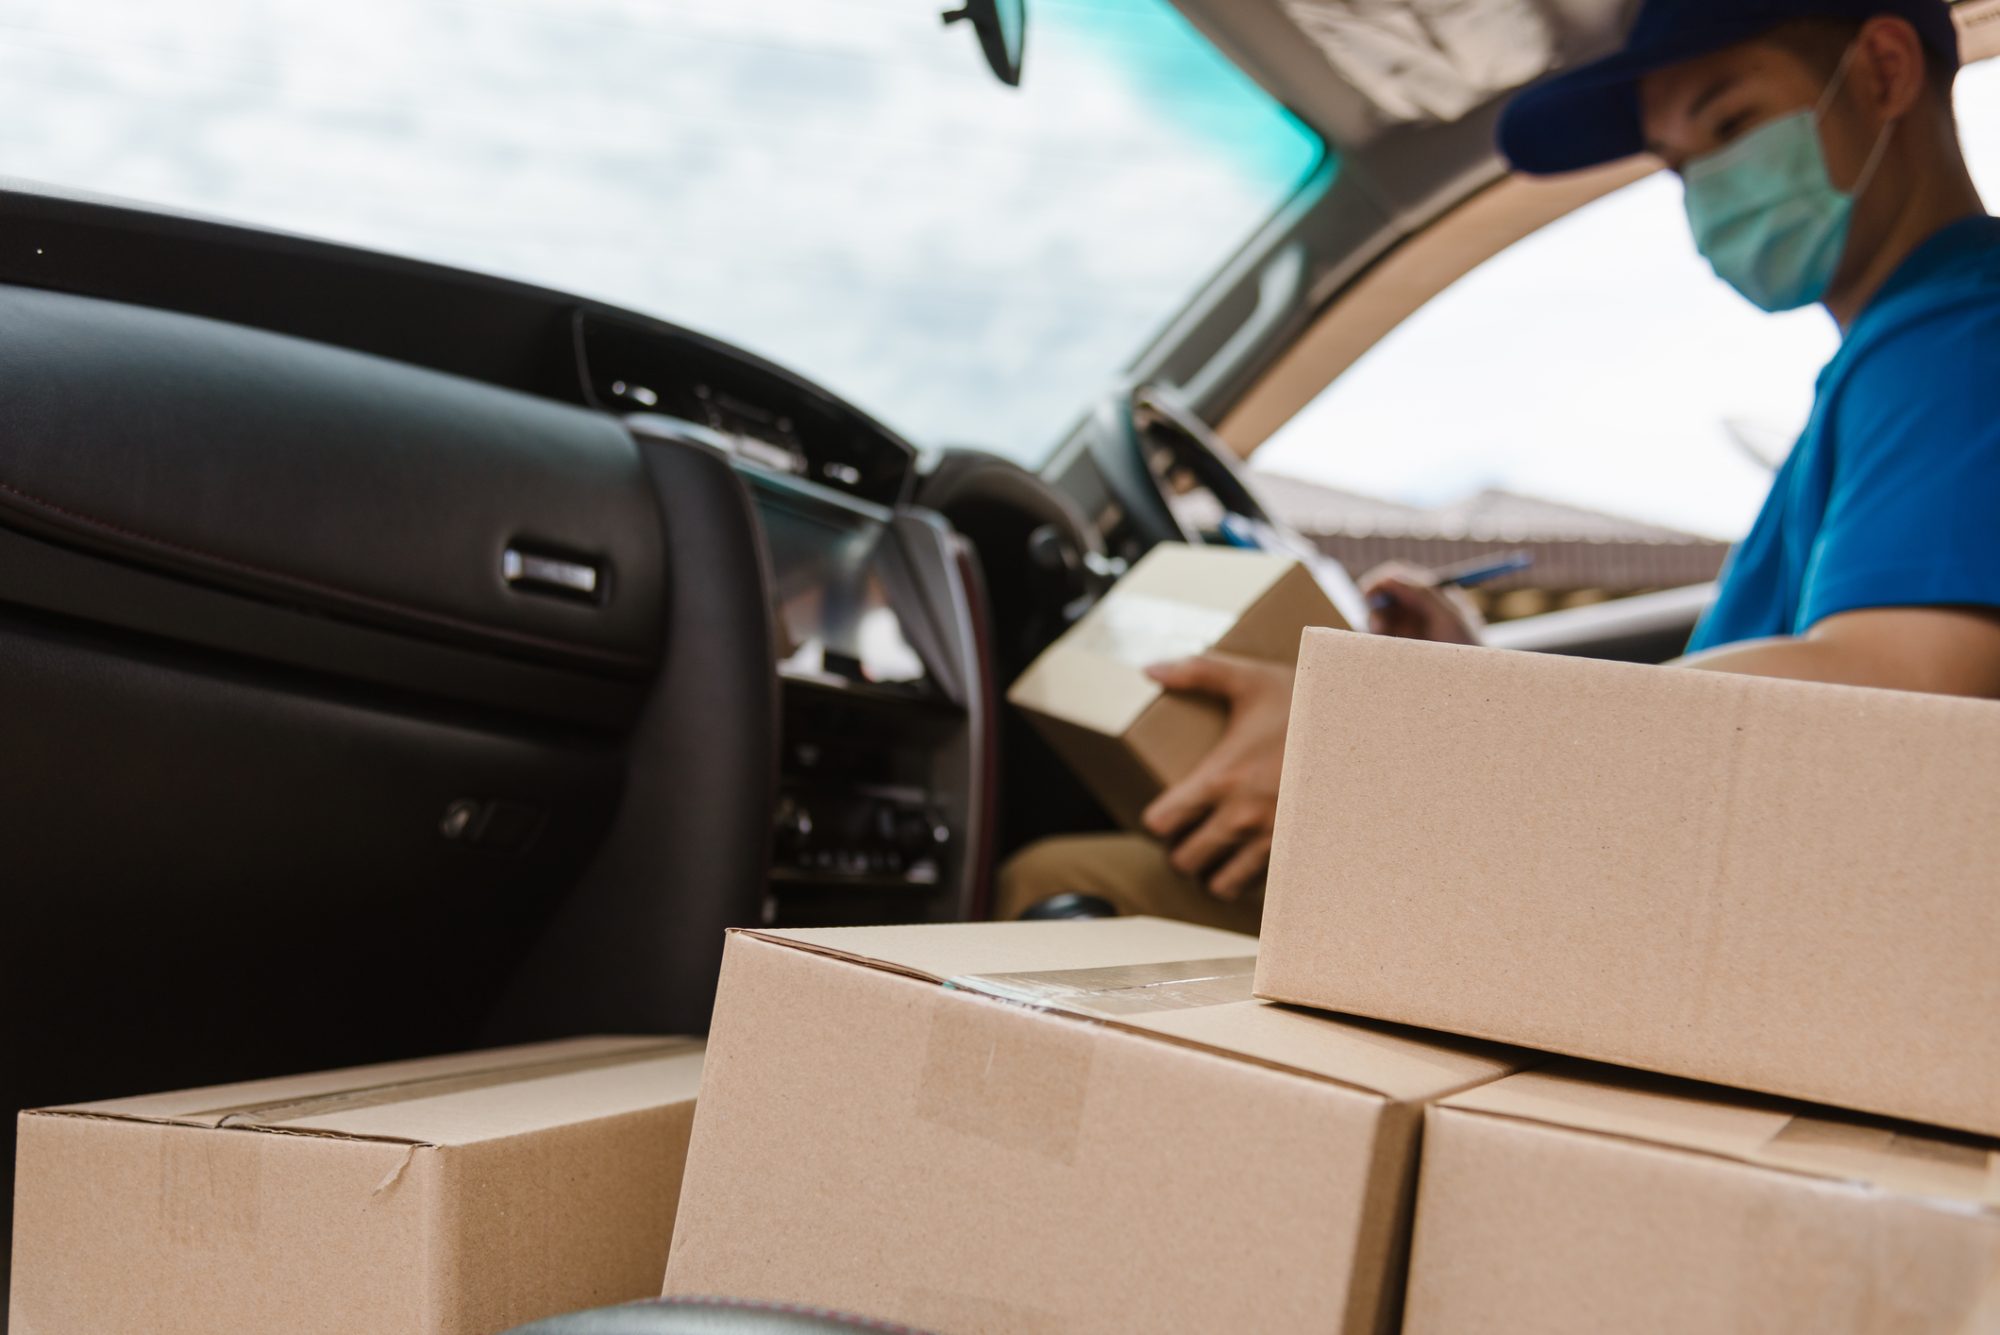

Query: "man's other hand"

xmin=1362 ymin=562 xmax=1483 ymax=644
xmin=1139 ymin=653 xmax=1294 ymax=903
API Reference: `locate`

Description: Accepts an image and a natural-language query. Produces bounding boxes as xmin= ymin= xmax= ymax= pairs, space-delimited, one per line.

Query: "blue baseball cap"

xmin=1498 ymin=0 xmax=1960 ymax=174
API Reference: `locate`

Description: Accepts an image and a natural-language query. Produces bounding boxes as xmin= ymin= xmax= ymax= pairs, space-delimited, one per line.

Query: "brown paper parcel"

xmin=1007 ymin=542 xmax=1353 ymax=828
xmin=10 ymin=1035 xmax=705 ymax=1335
xmin=1404 ymin=1063 xmax=2000 ymax=1334
xmin=1257 ymin=630 xmax=2000 ymax=1137
xmin=664 ymin=917 xmax=1525 ymax=1335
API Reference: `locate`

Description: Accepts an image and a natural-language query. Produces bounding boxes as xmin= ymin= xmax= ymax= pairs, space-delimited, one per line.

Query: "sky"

xmin=0 ymin=0 xmax=1318 ymax=461
xmin=1260 ymin=60 xmax=2000 ymax=540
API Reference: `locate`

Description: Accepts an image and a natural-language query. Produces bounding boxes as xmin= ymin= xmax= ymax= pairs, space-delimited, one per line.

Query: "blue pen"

xmin=1215 ymin=514 xmax=1262 ymax=549
xmin=1367 ymin=551 xmax=1534 ymax=612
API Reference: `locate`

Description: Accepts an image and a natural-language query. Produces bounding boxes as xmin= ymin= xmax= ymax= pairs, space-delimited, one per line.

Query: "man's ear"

xmin=1855 ymin=15 xmax=1930 ymax=120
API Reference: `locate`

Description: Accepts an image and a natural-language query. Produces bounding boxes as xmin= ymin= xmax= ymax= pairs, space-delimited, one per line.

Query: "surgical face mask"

xmin=1682 ymin=47 xmax=1894 ymax=313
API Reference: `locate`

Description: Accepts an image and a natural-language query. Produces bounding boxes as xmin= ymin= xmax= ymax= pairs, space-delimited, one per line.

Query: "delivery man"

xmin=997 ymin=0 xmax=2000 ymax=932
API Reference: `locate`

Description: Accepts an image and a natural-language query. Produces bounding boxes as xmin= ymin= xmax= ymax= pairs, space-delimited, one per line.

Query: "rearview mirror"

xmin=943 ymin=0 xmax=1026 ymax=88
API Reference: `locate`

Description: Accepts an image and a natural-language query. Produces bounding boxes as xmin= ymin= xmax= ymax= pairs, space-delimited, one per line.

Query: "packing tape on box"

xmin=1960 ymin=1270 xmax=2000 ymax=1335
xmin=1069 ymin=594 xmax=1238 ymax=671
xmin=919 ymin=959 xmax=1255 ymax=1167
xmin=194 ymin=1037 xmax=703 ymax=1129
xmin=1742 ymin=1116 xmax=2000 ymax=1331
xmin=1761 ymin=1113 xmax=1999 ymax=1208
xmin=947 ymin=956 xmax=1258 ymax=1019
xmin=1720 ymin=1170 xmax=2000 ymax=1331
xmin=916 ymin=991 xmax=1094 ymax=1165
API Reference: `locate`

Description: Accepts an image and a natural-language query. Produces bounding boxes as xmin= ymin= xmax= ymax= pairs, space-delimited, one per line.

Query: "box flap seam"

xmin=23 ymin=1107 xmax=438 ymax=1148
xmin=1441 ymin=1104 xmax=2000 ymax=1217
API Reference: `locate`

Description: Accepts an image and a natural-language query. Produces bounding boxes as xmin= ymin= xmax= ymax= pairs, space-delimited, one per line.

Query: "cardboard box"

xmin=11 ymin=1035 xmax=704 ymax=1335
xmin=1404 ymin=1063 xmax=2000 ymax=1333
xmin=664 ymin=918 xmax=1524 ymax=1335
xmin=1008 ymin=543 xmax=1352 ymax=827
xmin=1257 ymin=632 xmax=2000 ymax=1138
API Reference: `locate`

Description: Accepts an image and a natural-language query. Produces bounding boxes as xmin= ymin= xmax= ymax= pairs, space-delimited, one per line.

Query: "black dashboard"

xmin=579 ymin=314 xmax=916 ymax=509
xmin=1 ymin=184 xmax=998 ymax=926
xmin=0 ymin=183 xmax=925 ymax=511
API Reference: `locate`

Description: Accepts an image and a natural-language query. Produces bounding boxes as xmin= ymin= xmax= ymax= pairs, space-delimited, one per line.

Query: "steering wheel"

xmin=1081 ymin=381 xmax=1372 ymax=626
xmin=1091 ymin=380 xmax=1291 ymax=548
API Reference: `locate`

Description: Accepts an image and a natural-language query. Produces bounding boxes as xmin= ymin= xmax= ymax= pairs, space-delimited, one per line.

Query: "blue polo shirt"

xmin=1689 ymin=215 xmax=2000 ymax=653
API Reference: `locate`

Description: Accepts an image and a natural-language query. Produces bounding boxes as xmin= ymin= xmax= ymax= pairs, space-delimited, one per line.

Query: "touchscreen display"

xmin=756 ymin=489 xmax=928 ymax=689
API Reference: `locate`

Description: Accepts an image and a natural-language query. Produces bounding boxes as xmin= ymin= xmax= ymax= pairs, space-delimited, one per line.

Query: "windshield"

xmin=0 ymin=0 xmax=1324 ymax=466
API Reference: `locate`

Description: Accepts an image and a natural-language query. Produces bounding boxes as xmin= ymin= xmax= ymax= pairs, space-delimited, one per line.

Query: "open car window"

xmin=1259 ymin=59 xmax=2000 ymax=545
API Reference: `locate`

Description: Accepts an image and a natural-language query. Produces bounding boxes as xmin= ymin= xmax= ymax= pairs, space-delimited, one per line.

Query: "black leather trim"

xmin=0 ymin=285 xmax=665 ymax=674
xmin=0 ymin=523 xmax=646 ymax=731
xmin=487 ymin=436 xmax=778 ymax=1038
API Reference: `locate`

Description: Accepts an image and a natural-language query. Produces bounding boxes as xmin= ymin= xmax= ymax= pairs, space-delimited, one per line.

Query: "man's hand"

xmin=1139 ymin=653 xmax=1295 ymax=902
xmin=1361 ymin=562 xmax=1484 ymax=644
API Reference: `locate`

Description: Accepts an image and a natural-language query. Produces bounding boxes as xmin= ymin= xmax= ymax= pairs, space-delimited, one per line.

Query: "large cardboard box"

xmin=1404 ymin=1063 xmax=2000 ymax=1333
xmin=664 ymin=918 xmax=1524 ymax=1335
xmin=1258 ymin=632 xmax=2000 ymax=1138
xmin=1008 ymin=543 xmax=1352 ymax=827
xmin=11 ymin=1035 xmax=704 ymax=1335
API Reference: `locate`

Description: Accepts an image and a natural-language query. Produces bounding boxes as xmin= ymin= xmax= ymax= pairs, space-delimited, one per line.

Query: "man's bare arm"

xmin=1678 ymin=606 xmax=2000 ymax=698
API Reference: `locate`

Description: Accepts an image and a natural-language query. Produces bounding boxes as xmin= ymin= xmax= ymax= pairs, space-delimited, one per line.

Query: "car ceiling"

xmin=1183 ymin=0 xmax=1999 ymax=158
xmin=1172 ymin=0 xmax=1634 ymax=153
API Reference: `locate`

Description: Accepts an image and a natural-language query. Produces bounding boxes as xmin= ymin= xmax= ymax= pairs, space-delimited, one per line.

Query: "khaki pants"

xmin=994 ymin=833 xmax=1264 ymax=936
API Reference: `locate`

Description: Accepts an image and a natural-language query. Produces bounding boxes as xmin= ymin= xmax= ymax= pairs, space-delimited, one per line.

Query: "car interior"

xmin=3 ymin=0 xmax=1995 ymax=1325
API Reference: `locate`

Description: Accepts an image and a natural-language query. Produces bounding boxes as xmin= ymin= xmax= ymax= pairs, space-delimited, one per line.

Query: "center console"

xmin=625 ymin=406 xmax=992 ymax=928
xmin=747 ymin=468 xmax=991 ymax=926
